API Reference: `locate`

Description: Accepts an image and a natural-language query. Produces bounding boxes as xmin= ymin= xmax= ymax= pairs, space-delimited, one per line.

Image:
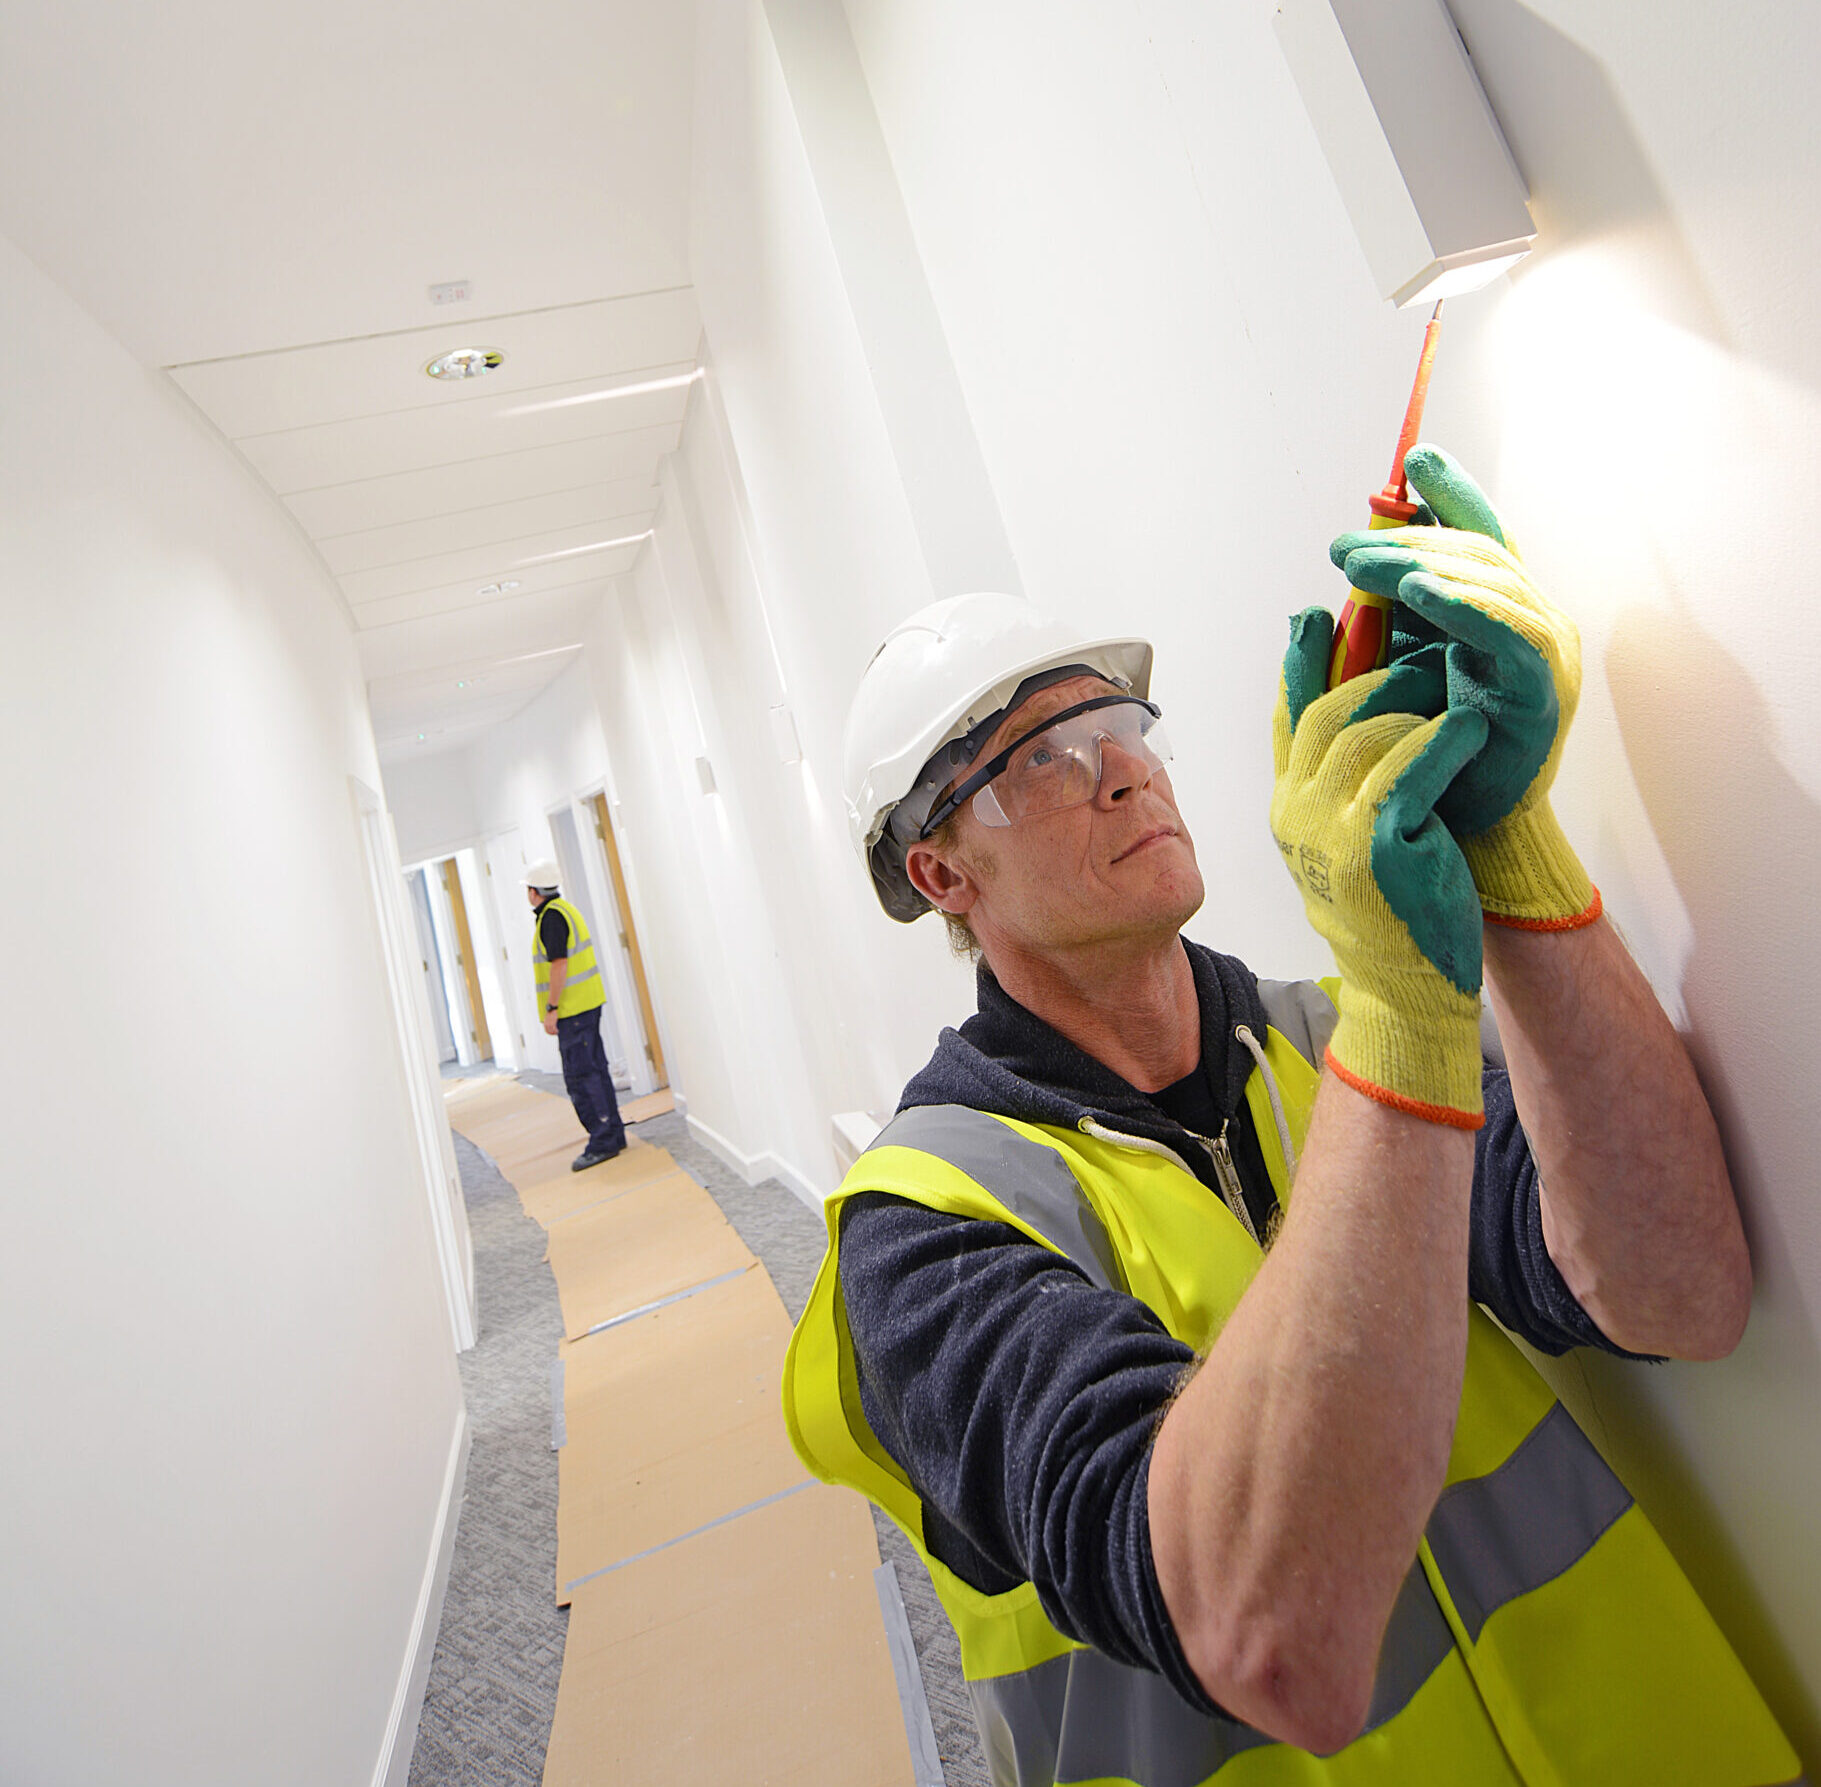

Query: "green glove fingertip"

xmin=1402 ymin=444 xmax=1506 ymax=547
xmin=1282 ymin=606 xmax=1333 ymax=733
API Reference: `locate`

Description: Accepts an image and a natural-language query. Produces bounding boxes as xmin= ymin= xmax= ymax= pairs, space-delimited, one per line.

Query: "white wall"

xmin=385 ymin=751 xmax=481 ymax=868
xmin=0 ymin=230 xmax=465 ymax=1786
xmin=663 ymin=0 xmax=1821 ymax=1757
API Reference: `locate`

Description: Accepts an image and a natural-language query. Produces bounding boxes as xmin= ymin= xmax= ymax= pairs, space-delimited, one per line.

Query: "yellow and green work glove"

xmin=1328 ymin=444 xmax=1600 ymax=930
xmin=1272 ymin=611 xmax=1487 ymax=1128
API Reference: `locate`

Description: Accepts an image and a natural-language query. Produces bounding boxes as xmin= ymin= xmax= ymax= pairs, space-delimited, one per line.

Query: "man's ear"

xmin=905 ymin=840 xmax=979 ymax=915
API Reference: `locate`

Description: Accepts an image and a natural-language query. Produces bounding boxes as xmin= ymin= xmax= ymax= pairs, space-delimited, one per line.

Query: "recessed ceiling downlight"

xmin=425 ymin=346 xmax=504 ymax=381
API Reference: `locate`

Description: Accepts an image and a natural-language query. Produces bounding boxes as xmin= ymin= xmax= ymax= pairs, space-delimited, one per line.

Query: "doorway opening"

xmin=408 ymin=867 xmax=458 ymax=1066
xmin=548 ymin=804 xmax=633 ymax=1094
xmin=439 ymin=856 xmax=494 ymax=1063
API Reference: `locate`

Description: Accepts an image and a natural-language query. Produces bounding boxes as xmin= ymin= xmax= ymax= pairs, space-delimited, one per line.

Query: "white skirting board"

xmin=684 ymin=1112 xmax=823 ymax=1211
xmin=373 ymin=1404 xmax=472 ymax=1787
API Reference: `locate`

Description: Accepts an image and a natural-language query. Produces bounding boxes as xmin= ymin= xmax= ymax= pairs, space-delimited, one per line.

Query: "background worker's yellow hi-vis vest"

xmin=782 ymin=1002 xmax=1800 ymax=1787
xmin=531 ymin=896 xmax=607 ymax=1020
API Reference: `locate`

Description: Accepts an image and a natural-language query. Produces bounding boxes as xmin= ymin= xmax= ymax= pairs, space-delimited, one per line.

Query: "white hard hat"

xmin=523 ymin=859 xmax=561 ymax=890
xmin=843 ymin=592 xmax=1152 ymax=921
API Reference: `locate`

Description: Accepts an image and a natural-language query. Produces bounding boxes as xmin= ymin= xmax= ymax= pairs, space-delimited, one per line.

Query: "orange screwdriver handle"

xmin=1329 ymin=513 xmax=1409 ymax=686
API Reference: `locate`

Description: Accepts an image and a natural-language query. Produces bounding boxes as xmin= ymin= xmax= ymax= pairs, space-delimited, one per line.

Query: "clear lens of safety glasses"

xmin=973 ymin=701 xmax=1172 ymax=828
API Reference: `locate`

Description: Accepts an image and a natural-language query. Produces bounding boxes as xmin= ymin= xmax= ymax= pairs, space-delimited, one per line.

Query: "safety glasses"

xmin=919 ymin=695 xmax=1171 ymax=837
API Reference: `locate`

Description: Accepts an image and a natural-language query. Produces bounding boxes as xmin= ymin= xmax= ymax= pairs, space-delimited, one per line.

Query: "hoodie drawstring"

xmin=1234 ymin=1024 xmax=1298 ymax=1185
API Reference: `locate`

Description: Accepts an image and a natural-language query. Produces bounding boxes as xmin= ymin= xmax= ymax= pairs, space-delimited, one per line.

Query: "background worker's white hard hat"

xmin=523 ymin=859 xmax=561 ymax=890
xmin=843 ymin=592 xmax=1152 ymax=921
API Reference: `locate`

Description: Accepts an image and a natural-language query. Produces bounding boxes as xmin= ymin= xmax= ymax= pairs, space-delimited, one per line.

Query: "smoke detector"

xmin=425 ymin=347 xmax=504 ymax=381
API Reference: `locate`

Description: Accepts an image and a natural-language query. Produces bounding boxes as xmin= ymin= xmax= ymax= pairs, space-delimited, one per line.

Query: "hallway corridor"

xmin=7 ymin=0 xmax=1821 ymax=1778
xmin=411 ymin=1080 xmax=981 ymax=1784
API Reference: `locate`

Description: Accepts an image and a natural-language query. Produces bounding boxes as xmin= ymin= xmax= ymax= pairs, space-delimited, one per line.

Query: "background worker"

xmin=782 ymin=448 xmax=1795 ymax=1783
xmin=523 ymin=860 xmax=626 ymax=1172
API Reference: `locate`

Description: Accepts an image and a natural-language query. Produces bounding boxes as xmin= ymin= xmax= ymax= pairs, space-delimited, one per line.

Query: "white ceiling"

xmin=0 ymin=0 xmax=701 ymax=762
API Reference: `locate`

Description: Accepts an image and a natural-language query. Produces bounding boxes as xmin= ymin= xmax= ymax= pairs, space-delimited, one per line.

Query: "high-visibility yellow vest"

xmin=531 ymin=896 xmax=606 ymax=1020
xmin=782 ymin=992 xmax=1798 ymax=1786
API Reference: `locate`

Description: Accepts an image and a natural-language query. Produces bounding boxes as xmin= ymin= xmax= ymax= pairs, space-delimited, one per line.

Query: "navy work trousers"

xmin=555 ymin=1006 xmax=626 ymax=1156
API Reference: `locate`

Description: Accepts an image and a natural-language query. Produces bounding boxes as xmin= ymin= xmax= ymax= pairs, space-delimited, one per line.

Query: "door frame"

xmin=585 ymin=788 xmax=668 ymax=1089
xmin=349 ymin=777 xmax=476 ymax=1351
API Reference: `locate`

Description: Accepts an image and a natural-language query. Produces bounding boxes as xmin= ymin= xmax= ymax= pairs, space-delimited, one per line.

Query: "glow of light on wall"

xmin=500 ymin=369 xmax=703 ymax=418
xmin=1479 ymin=239 xmax=1794 ymax=1009
xmin=1491 ymin=247 xmax=1704 ymax=522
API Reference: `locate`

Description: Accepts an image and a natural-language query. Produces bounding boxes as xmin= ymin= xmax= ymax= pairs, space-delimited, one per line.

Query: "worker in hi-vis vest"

xmin=782 ymin=448 xmax=1797 ymax=1784
xmin=523 ymin=860 xmax=626 ymax=1172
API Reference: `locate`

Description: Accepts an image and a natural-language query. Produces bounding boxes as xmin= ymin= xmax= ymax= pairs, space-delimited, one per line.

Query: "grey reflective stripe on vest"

xmin=1253 ymin=979 xmax=1336 ymax=1071
xmin=560 ymin=964 xmax=602 ymax=989
xmin=870 ymin=1106 xmax=1123 ymax=1293
xmin=1256 ymin=977 xmax=1507 ymax=1071
xmin=1424 ymin=1401 xmax=1632 ymax=1643
xmin=970 ymin=1560 xmax=1455 ymax=1787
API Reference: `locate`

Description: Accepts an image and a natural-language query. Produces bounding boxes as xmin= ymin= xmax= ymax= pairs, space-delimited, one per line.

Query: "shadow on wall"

xmin=1452 ymin=0 xmax=1732 ymax=353
xmin=1598 ymin=597 xmax=1821 ymax=1759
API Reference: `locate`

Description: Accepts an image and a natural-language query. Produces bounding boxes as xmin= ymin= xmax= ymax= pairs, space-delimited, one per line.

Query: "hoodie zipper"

xmin=1208 ymin=1122 xmax=1260 ymax=1246
xmin=1080 ymin=1116 xmax=1260 ymax=1248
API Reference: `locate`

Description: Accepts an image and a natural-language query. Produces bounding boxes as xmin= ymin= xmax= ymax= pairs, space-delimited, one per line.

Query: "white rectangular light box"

xmin=1274 ymin=0 xmax=1536 ymax=306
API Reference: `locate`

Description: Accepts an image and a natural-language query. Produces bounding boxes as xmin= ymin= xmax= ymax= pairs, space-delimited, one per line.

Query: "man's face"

xmin=906 ymin=673 xmax=1204 ymax=959
xmin=526 ymin=886 xmax=541 ymax=909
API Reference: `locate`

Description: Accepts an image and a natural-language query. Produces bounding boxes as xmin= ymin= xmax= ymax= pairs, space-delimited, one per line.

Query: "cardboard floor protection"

xmin=518 ymin=1143 xmax=681 ymax=1227
xmin=544 ymin=1174 xmax=754 ymax=1340
xmin=462 ymin=1107 xmax=588 ymax=1165
xmin=554 ymin=1267 xmax=804 ymax=1599
xmin=541 ymin=1483 xmax=912 ymax=1787
xmin=444 ymin=1080 xmax=547 ymax=1125
xmin=491 ymin=1134 xmax=602 ymax=1186
xmin=619 ymin=1087 xmax=676 ymax=1125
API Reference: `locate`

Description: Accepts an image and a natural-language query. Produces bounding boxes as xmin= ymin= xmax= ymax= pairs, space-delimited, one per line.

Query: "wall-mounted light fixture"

xmin=768 ymin=703 xmax=804 ymax=767
xmin=1274 ymin=0 xmax=1534 ymax=306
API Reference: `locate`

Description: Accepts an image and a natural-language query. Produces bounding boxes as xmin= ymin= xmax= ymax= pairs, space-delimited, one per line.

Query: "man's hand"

xmin=542 ymin=1010 xmax=559 ymax=1036
xmin=1328 ymin=444 xmax=1599 ymax=930
xmin=1271 ymin=607 xmax=1487 ymax=1126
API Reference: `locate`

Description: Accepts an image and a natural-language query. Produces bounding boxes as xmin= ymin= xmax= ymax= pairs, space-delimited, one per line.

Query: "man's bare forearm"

xmin=1147 ymin=1077 xmax=1473 ymax=1752
xmin=1482 ymin=917 xmax=1750 ymax=1360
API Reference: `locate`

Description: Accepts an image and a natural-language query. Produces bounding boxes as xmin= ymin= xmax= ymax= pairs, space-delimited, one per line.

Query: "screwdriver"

xmin=1327 ymin=300 xmax=1445 ymax=689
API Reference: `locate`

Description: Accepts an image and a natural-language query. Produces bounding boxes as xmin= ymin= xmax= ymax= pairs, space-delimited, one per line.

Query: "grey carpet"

xmin=408 ymin=1080 xmax=989 ymax=1787
xmin=407 ymin=1128 xmax=567 ymax=1787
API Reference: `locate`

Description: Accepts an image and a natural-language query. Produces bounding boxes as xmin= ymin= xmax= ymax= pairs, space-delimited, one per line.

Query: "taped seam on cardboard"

xmin=581 ymin=1265 xmax=752 ymax=1337
xmin=562 ymin=1478 xmax=815 ymax=1595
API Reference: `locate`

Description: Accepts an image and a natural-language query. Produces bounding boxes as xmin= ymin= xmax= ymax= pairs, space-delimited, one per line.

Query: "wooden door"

xmin=588 ymin=793 xmax=667 ymax=1086
xmin=440 ymin=858 xmax=494 ymax=1061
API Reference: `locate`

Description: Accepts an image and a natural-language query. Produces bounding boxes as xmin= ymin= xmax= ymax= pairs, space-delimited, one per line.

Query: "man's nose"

xmin=1094 ymin=735 xmax=1155 ymax=806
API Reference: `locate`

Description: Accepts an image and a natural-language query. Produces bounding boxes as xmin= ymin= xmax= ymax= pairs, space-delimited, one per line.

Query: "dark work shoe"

xmin=572 ymin=1142 xmax=626 ymax=1172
